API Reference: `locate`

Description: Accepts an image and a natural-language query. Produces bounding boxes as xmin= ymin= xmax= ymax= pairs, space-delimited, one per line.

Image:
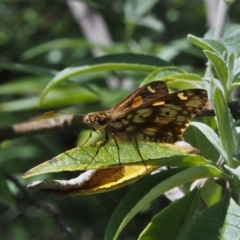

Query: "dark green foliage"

xmin=1 ymin=1 xmax=240 ymax=240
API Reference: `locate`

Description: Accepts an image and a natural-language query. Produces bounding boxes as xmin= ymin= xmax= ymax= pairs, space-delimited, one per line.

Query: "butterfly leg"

xmin=111 ymin=133 xmax=122 ymax=171
xmin=85 ymin=134 xmax=109 ymax=169
xmin=132 ymin=136 xmax=147 ymax=170
xmin=81 ymin=129 xmax=94 ymax=146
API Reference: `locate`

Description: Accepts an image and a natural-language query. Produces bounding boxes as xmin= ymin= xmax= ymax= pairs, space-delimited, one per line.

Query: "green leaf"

xmin=124 ymin=0 xmax=158 ymax=17
xmin=188 ymin=35 xmax=227 ymax=56
xmin=105 ymin=165 xmax=225 ymax=240
xmin=220 ymin=30 xmax=240 ymax=57
xmin=164 ymin=73 xmax=205 ymax=89
xmin=21 ymin=38 xmax=91 ymax=60
xmin=188 ymin=30 xmax=240 ymax=57
xmin=23 ymin=142 xmax=213 ymax=178
xmin=229 ymin=82 xmax=240 ymax=95
xmin=164 ymin=73 xmax=202 ymax=81
xmin=204 ymin=50 xmax=228 ymax=91
xmin=227 ymin=52 xmax=235 ymax=87
xmin=233 ymin=61 xmax=240 ymax=82
xmin=0 ymin=86 xmax=98 ymax=111
xmin=143 ymin=70 xmax=205 ymax=90
xmin=141 ymin=66 xmax=184 ymax=86
xmin=130 ymin=16 xmax=164 ymax=32
xmin=0 ymin=173 xmax=17 ymax=209
xmin=0 ymin=76 xmax=50 ymax=95
xmin=204 ymin=77 xmax=224 ymax=93
xmin=168 ymin=79 xmax=206 ymax=90
xmin=104 ymin=168 xmax=183 ymax=240
xmin=0 ymin=97 xmax=39 ymax=112
xmin=157 ymin=38 xmax=198 ymax=62
xmin=184 ymin=124 xmax=219 ymax=162
xmin=139 ymin=188 xmax=200 ymax=240
xmin=0 ymin=62 xmax=58 ymax=76
xmin=190 ymin=122 xmax=227 ymax=160
xmin=213 ymin=87 xmax=238 ymax=163
xmin=225 ymin=164 xmax=240 ymax=175
xmin=185 ymin=198 xmax=240 ymax=240
xmin=204 ymin=24 xmax=240 ymax=39
xmin=39 ymin=53 xmax=170 ymax=106
xmin=201 ymin=179 xmax=222 ymax=207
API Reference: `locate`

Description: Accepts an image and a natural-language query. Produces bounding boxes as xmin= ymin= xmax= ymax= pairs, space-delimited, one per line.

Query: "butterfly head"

xmin=83 ymin=112 xmax=108 ymax=135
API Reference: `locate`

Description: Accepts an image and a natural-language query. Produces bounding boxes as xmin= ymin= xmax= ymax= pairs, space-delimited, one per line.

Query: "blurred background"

xmin=0 ymin=0 xmax=239 ymax=239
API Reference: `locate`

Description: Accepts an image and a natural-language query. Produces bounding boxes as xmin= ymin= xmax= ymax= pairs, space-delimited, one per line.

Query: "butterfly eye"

xmin=98 ymin=117 xmax=107 ymax=125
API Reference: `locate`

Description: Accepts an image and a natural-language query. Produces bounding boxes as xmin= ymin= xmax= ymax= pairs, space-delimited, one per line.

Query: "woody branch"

xmin=1 ymin=101 xmax=240 ymax=143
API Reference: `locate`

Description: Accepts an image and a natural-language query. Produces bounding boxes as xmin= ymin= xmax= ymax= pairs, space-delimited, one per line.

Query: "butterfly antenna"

xmin=44 ymin=110 xmax=85 ymax=117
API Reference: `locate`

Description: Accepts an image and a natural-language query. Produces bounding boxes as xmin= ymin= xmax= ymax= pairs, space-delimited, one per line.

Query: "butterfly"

xmin=83 ymin=81 xmax=208 ymax=166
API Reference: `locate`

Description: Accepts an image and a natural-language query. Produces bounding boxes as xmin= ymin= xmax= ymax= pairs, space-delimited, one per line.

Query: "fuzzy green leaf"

xmin=204 ymin=50 xmax=228 ymax=90
xmin=139 ymin=188 xmax=200 ymax=240
xmin=185 ymin=198 xmax=240 ymax=240
xmin=189 ymin=30 xmax=240 ymax=57
xmin=188 ymin=35 xmax=226 ymax=56
xmin=190 ymin=122 xmax=227 ymax=160
xmin=105 ymin=165 xmax=225 ymax=240
xmin=104 ymin=168 xmax=183 ymax=240
xmin=23 ymin=142 xmax=212 ymax=178
xmin=213 ymin=87 xmax=238 ymax=162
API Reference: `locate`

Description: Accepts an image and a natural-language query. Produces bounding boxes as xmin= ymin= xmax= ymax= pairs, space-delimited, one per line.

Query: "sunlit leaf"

xmin=23 ymin=141 xmax=212 ymax=178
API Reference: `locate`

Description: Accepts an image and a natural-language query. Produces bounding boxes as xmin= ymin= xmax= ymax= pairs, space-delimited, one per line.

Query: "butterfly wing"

xmin=108 ymin=88 xmax=208 ymax=143
xmin=110 ymin=81 xmax=169 ymax=118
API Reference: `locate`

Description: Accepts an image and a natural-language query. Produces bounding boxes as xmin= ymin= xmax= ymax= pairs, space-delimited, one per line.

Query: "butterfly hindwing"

xmin=108 ymin=88 xmax=208 ymax=142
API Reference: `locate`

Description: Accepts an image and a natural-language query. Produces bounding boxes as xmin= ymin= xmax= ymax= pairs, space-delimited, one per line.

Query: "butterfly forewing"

xmin=110 ymin=81 xmax=169 ymax=118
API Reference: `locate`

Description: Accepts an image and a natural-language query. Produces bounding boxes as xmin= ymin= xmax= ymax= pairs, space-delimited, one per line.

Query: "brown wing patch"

xmin=131 ymin=96 xmax=144 ymax=108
